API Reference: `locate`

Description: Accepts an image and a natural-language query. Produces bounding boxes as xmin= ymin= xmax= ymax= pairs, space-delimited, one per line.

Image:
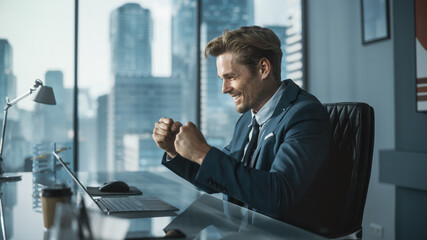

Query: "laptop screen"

xmin=52 ymin=151 xmax=99 ymax=204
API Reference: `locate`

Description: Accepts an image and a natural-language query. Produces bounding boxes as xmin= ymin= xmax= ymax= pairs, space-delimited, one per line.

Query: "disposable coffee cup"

xmin=41 ymin=184 xmax=72 ymax=229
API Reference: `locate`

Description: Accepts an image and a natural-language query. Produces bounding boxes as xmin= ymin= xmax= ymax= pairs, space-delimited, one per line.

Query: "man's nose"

xmin=222 ymin=80 xmax=231 ymax=94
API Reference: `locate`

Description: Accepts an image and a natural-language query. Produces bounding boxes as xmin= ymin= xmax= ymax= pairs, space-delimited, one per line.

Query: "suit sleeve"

xmin=194 ymin=101 xmax=331 ymax=219
xmin=161 ymin=116 xmax=241 ymax=193
xmin=161 ymin=153 xmax=219 ymax=193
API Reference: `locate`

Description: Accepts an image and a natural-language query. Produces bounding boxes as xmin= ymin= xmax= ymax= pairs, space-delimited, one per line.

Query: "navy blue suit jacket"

xmin=162 ymin=80 xmax=331 ymax=221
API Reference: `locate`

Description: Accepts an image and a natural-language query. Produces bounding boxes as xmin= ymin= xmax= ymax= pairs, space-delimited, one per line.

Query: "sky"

xmin=0 ymin=0 xmax=74 ymax=106
xmin=0 ymin=0 xmax=296 ymax=107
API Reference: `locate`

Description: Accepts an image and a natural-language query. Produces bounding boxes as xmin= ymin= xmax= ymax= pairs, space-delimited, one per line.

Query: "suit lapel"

xmin=229 ymin=112 xmax=252 ymax=161
xmin=263 ymin=79 xmax=300 ymax=133
xmin=252 ymin=80 xmax=301 ymax=167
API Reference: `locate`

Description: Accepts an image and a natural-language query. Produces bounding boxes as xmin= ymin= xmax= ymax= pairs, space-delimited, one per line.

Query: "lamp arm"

xmin=4 ymin=79 xmax=42 ymax=110
xmin=4 ymin=90 xmax=34 ymax=111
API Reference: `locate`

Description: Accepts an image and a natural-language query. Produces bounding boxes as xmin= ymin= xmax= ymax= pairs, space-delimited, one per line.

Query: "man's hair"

xmin=204 ymin=26 xmax=282 ymax=81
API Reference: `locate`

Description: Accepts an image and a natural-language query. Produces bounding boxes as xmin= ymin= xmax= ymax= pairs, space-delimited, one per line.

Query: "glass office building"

xmin=107 ymin=3 xmax=182 ymax=171
xmin=0 ymin=0 xmax=303 ymax=173
xmin=0 ymin=40 xmax=16 ymax=106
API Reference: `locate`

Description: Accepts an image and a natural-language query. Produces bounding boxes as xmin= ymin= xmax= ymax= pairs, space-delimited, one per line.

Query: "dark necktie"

xmin=242 ymin=116 xmax=260 ymax=168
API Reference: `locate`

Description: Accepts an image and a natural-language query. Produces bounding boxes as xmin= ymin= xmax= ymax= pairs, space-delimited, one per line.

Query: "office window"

xmin=1 ymin=0 xmax=304 ymax=174
xmin=0 ymin=1 xmax=74 ymax=173
xmin=200 ymin=0 xmax=304 ymax=148
xmin=78 ymin=0 xmax=197 ymax=172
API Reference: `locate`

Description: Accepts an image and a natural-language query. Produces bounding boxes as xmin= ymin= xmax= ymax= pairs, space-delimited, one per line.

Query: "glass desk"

xmin=0 ymin=171 xmax=327 ymax=240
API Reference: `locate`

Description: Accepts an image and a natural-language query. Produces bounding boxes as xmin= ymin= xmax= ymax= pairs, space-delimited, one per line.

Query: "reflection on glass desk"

xmin=0 ymin=171 xmax=327 ymax=240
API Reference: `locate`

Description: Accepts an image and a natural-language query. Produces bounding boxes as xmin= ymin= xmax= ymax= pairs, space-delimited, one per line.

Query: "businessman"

xmin=152 ymin=26 xmax=331 ymax=222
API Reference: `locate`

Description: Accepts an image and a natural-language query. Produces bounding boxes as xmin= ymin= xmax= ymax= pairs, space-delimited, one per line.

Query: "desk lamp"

xmin=0 ymin=79 xmax=56 ymax=181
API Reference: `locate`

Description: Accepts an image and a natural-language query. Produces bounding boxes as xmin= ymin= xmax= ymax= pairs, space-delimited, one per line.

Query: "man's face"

xmin=217 ymin=52 xmax=264 ymax=113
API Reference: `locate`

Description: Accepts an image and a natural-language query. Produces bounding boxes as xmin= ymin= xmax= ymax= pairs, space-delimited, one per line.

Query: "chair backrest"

xmin=285 ymin=102 xmax=374 ymax=238
xmin=324 ymin=102 xmax=374 ymax=237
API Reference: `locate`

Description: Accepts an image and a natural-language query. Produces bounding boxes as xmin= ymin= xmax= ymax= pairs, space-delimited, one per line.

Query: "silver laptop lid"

xmin=52 ymin=151 xmax=99 ymax=205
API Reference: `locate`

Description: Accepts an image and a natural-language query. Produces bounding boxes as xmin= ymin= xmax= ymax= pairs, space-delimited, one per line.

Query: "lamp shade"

xmin=32 ymin=86 xmax=56 ymax=105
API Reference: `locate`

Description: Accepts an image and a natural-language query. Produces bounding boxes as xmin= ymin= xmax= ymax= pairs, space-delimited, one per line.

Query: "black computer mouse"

xmin=99 ymin=180 xmax=130 ymax=192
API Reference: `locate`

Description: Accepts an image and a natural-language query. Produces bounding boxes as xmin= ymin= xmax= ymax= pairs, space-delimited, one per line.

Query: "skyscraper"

xmin=266 ymin=25 xmax=289 ymax=81
xmin=0 ymin=39 xmax=28 ymax=172
xmin=0 ymin=39 xmax=16 ymax=111
xmin=200 ymin=0 xmax=254 ymax=147
xmin=110 ymin=3 xmax=152 ymax=76
xmin=172 ymin=0 xmax=197 ymax=76
xmin=108 ymin=3 xmax=181 ymax=171
xmin=108 ymin=3 xmax=154 ymax=171
xmin=171 ymin=0 xmax=197 ymax=123
xmin=45 ymin=71 xmax=65 ymax=105
xmin=281 ymin=4 xmax=304 ymax=87
xmin=96 ymin=94 xmax=108 ymax=171
xmin=42 ymin=71 xmax=70 ymax=143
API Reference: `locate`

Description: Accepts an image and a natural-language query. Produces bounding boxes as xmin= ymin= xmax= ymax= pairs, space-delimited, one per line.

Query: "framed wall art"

xmin=361 ymin=0 xmax=390 ymax=44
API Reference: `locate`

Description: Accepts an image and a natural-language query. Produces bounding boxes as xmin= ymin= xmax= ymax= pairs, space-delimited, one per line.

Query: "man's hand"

xmin=152 ymin=118 xmax=182 ymax=158
xmin=175 ymin=122 xmax=211 ymax=165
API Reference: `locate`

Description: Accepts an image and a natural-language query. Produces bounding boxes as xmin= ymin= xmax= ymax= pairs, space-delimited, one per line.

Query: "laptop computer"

xmin=52 ymin=152 xmax=179 ymax=215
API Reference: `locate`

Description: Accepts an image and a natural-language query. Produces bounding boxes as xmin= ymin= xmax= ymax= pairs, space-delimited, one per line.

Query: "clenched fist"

xmin=152 ymin=117 xmax=182 ymax=158
xmin=174 ymin=122 xmax=211 ymax=165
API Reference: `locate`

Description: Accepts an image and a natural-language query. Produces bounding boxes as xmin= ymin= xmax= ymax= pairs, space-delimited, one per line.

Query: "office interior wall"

xmin=391 ymin=0 xmax=427 ymax=238
xmin=306 ymin=1 xmax=395 ymax=240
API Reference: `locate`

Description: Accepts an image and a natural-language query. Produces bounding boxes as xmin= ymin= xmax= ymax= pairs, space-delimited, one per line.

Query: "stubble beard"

xmin=235 ymin=99 xmax=251 ymax=114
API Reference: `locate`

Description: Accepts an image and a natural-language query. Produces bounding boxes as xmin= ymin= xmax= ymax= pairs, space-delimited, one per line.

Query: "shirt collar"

xmin=251 ymin=81 xmax=286 ymax=126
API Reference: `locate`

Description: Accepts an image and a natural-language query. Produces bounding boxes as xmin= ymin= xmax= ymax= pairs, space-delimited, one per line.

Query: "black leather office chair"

xmin=284 ymin=102 xmax=374 ymax=239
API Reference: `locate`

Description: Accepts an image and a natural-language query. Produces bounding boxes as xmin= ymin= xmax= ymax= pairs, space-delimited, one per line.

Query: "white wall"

xmin=307 ymin=0 xmax=395 ymax=239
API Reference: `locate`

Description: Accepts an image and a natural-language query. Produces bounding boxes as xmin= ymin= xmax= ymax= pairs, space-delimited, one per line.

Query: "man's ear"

xmin=258 ymin=58 xmax=272 ymax=80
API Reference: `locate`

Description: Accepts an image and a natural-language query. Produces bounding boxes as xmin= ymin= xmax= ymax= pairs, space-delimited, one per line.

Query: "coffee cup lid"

xmin=41 ymin=184 xmax=72 ymax=197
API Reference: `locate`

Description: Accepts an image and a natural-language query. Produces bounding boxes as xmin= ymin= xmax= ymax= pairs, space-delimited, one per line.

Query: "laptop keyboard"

xmin=97 ymin=197 xmax=146 ymax=212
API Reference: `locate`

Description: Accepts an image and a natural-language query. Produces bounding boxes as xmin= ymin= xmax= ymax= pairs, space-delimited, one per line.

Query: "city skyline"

xmin=0 ymin=0 xmax=172 ymax=108
xmin=0 ymin=0 xmax=301 ymax=173
xmin=0 ymin=0 xmax=294 ymax=107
